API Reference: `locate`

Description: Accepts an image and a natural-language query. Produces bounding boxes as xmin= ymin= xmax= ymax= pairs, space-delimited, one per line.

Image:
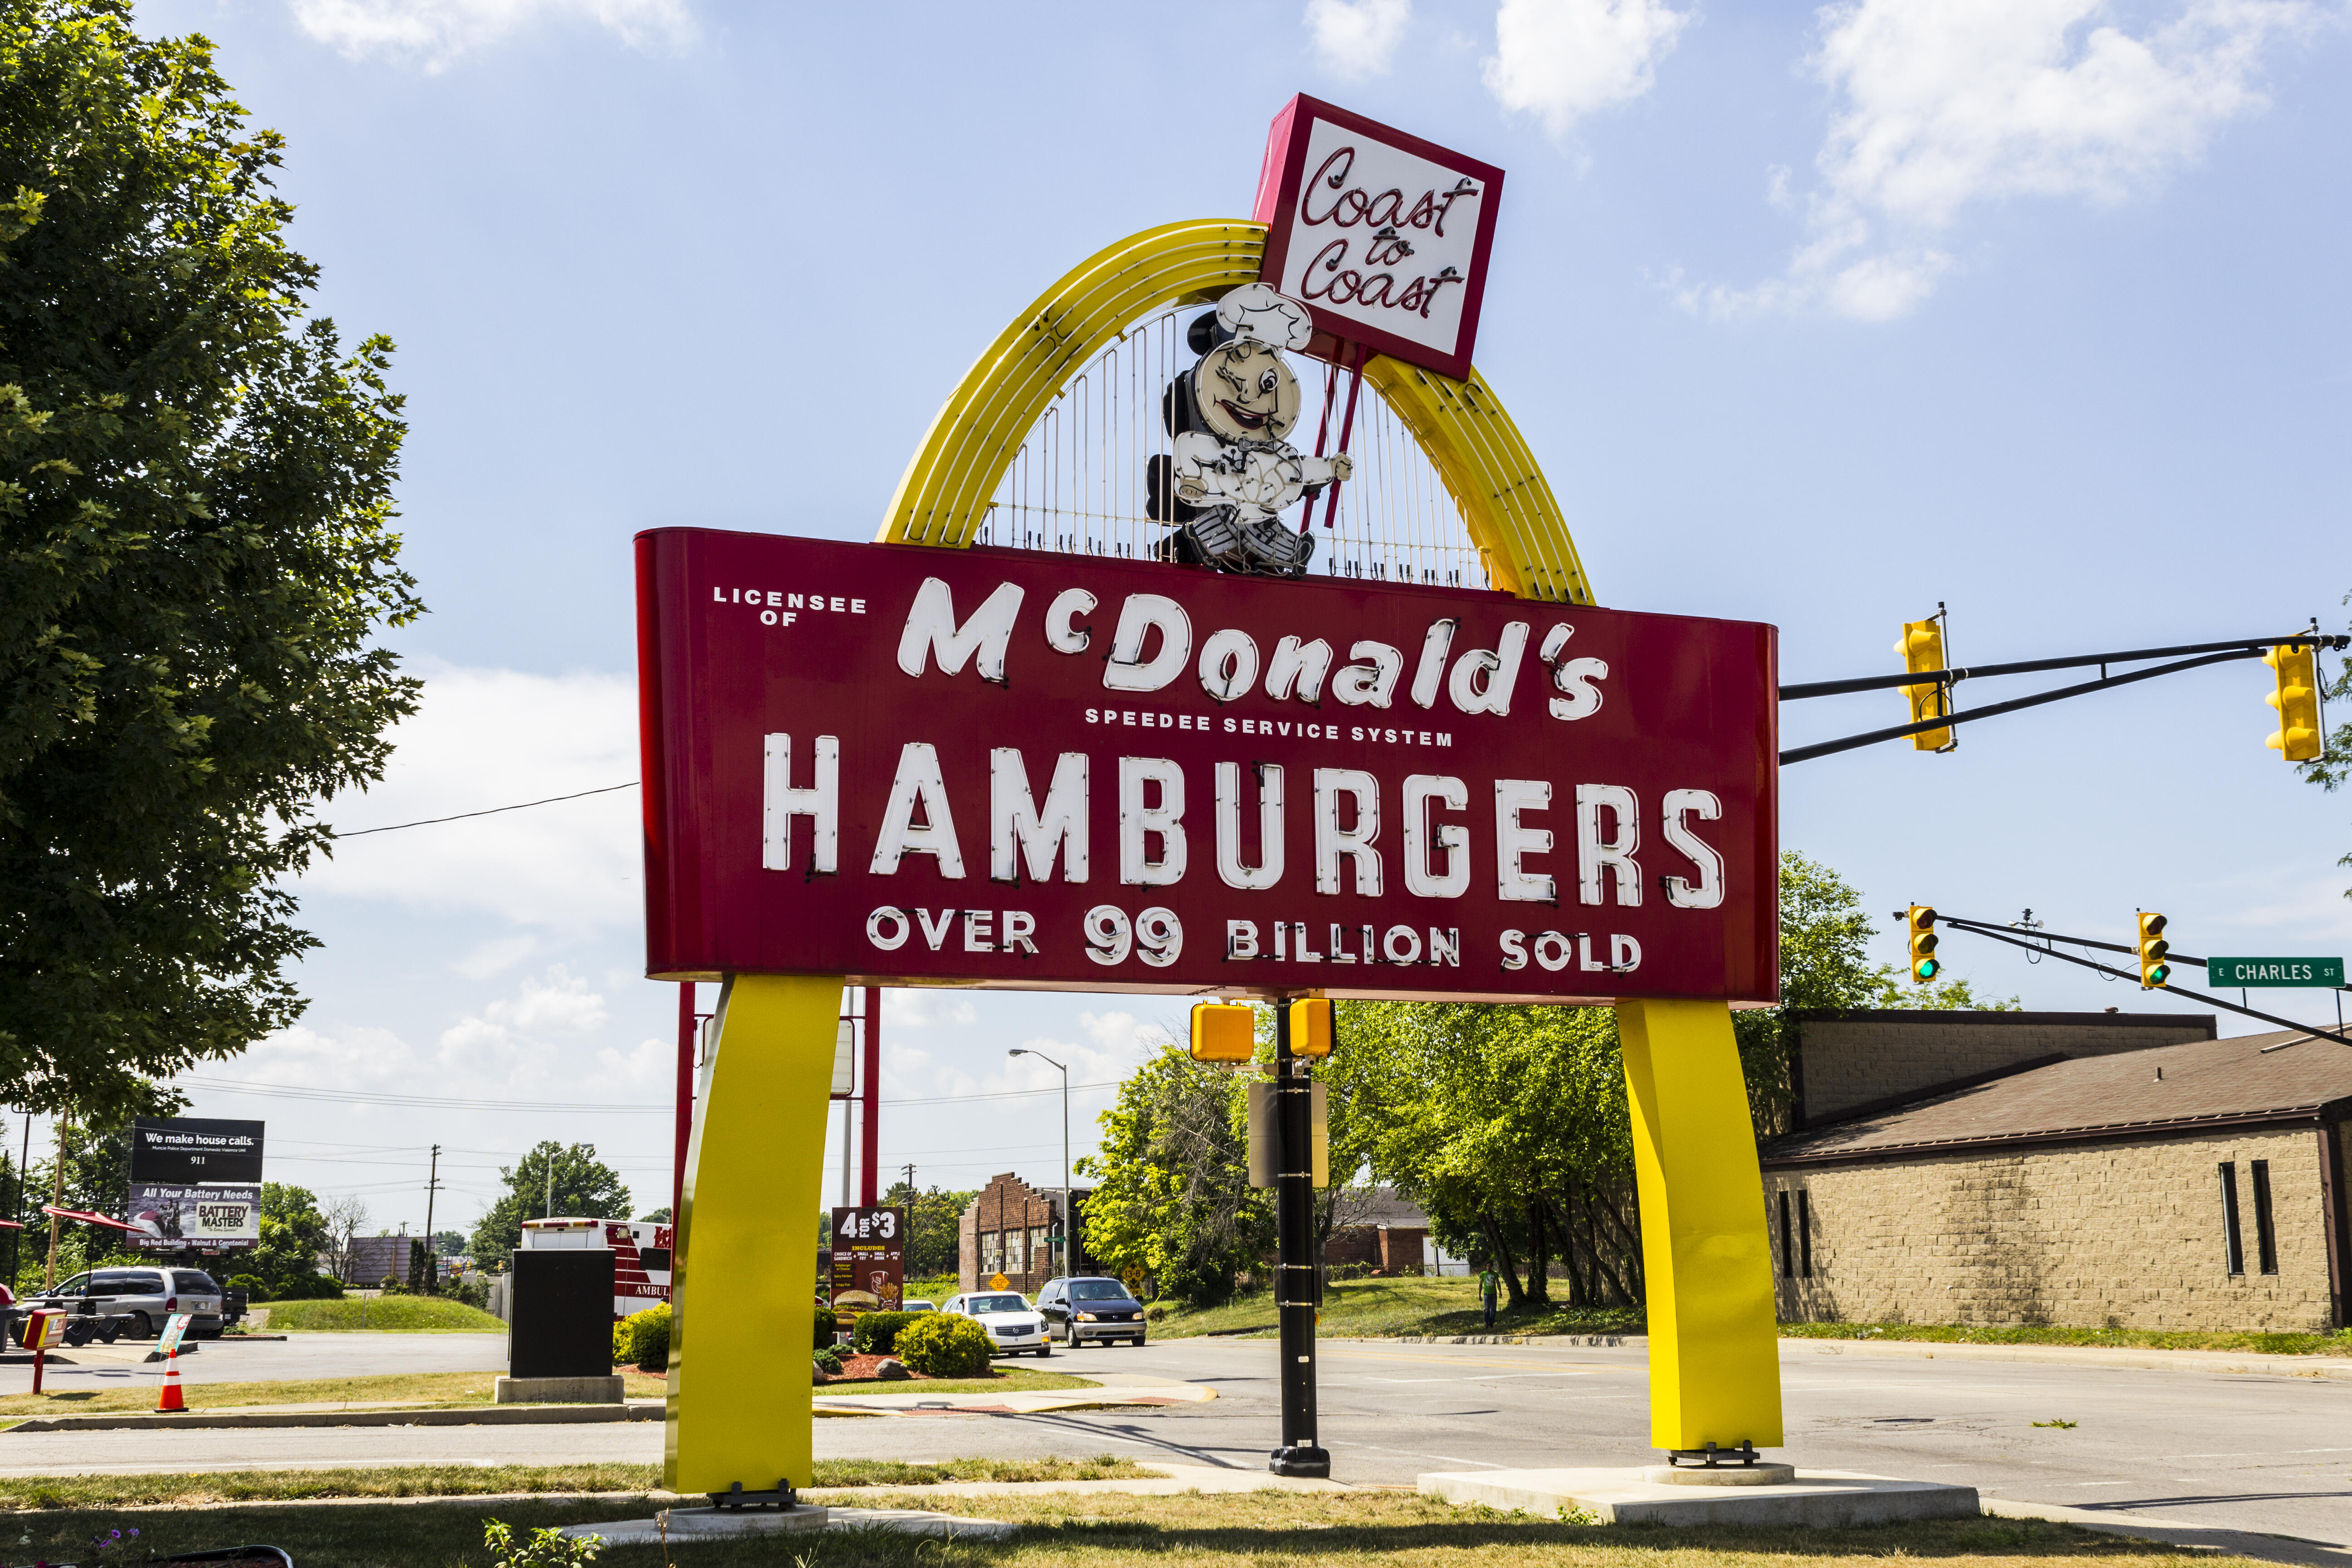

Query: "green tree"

xmin=1079 ymin=1045 xmax=1270 ymax=1305
xmin=246 ymin=1181 xmax=338 ymax=1298
xmin=0 ymin=0 xmax=422 ymax=1122
xmin=880 ymin=1181 xmax=976 ymax=1279
xmin=469 ymin=1142 xmax=631 ymax=1264
xmin=2297 ymin=593 xmax=2352 ymax=897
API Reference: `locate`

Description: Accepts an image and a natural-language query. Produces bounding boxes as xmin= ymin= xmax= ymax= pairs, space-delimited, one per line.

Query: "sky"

xmin=49 ymin=0 xmax=2348 ymax=1243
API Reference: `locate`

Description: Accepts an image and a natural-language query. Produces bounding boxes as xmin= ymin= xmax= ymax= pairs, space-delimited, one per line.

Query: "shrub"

xmin=894 ymin=1312 xmax=992 ymax=1378
xmin=615 ymin=1304 xmax=670 ymax=1370
xmin=813 ymin=1344 xmax=845 ymax=1376
xmin=225 ymin=1274 xmax=270 ymax=1303
xmin=813 ymin=1301 xmax=838 ymax=1350
xmin=852 ymin=1310 xmax=918 ymax=1356
xmin=1327 ymin=1262 xmax=1373 ymax=1282
xmin=1146 ymin=1304 xmax=1167 ymax=1322
xmin=484 ymin=1518 xmax=602 ymax=1566
xmin=272 ymin=1272 xmax=346 ymax=1301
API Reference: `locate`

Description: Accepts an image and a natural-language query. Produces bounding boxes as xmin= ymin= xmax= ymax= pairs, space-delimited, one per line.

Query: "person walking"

xmin=1479 ymin=1263 xmax=1499 ymax=1330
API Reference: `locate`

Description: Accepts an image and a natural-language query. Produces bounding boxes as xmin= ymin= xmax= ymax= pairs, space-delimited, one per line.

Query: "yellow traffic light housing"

xmin=1898 ymin=617 xmax=1955 ymax=753
xmin=2265 ymin=643 xmax=2323 ymax=762
xmin=1289 ymin=998 xmax=1333 ymax=1057
xmin=1905 ymin=906 xmax=1940 ymax=983
xmin=1189 ymin=1002 xmax=1255 ymax=1063
xmin=2136 ymin=912 xmax=2171 ymax=989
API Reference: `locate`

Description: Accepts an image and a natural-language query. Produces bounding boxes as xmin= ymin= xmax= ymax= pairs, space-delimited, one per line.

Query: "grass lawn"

xmin=0 ymin=1479 xmax=2266 ymax=1567
xmin=258 ymin=1297 xmax=508 ymax=1333
xmin=0 ymin=1370 xmax=669 ymax=1419
xmin=1148 ymin=1276 xmax=1642 ymax=1340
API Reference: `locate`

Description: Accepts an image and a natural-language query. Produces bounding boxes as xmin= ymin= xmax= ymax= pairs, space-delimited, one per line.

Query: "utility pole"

xmin=1269 ymin=1004 xmax=1328 ymax=1478
xmin=422 ymin=1146 xmax=443 ymax=1294
xmin=43 ymin=1111 xmax=68 ymax=1289
xmin=1006 ymin=1049 xmax=1069 ymax=1274
xmin=899 ymin=1163 xmax=916 ymax=1200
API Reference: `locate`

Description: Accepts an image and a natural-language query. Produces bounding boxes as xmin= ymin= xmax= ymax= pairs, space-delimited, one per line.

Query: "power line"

xmin=333 ymin=782 xmax=637 ymax=838
xmin=176 ymin=1075 xmax=1127 ymax=1112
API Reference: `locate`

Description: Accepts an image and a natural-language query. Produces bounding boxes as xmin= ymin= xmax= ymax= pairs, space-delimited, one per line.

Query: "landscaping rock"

xmin=876 ymin=1357 xmax=911 ymax=1381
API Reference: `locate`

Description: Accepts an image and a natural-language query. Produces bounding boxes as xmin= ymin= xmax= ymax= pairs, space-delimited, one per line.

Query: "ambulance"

xmin=519 ymin=1217 xmax=673 ymax=1319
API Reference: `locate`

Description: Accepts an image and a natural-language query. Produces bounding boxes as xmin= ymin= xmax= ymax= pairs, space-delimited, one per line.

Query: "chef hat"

xmin=1215 ymin=283 xmax=1316 ymax=352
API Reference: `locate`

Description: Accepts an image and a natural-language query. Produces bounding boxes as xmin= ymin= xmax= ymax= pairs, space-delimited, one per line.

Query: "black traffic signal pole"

xmin=1777 ymin=631 xmax=2347 ymax=766
xmin=1269 ymin=1004 xmax=1329 ymax=1479
xmin=1933 ymin=916 xmax=2352 ymax=1047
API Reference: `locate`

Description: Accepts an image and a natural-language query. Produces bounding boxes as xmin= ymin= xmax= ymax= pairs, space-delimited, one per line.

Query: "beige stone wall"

xmin=1797 ymin=1015 xmax=2211 ymax=1125
xmin=1767 ymin=1127 xmax=2334 ymax=1332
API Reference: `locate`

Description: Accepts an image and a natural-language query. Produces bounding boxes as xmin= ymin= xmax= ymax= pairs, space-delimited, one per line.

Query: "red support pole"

xmin=674 ymin=982 xmax=696 ymax=1224
xmin=859 ymin=985 xmax=880 ymax=1205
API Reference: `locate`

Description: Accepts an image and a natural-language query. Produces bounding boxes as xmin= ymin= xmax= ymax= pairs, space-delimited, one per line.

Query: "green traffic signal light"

xmin=1914 ymin=957 xmax=1941 ymax=981
xmin=2147 ymin=961 xmax=2170 ymax=985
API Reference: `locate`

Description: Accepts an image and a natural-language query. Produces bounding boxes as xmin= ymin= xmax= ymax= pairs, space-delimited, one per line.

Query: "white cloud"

xmin=1306 ymin=0 xmax=1412 ymax=78
xmin=290 ymin=0 xmax=693 ymax=68
xmin=1691 ymin=0 xmax=2319 ymax=321
xmin=882 ymin=992 xmax=979 ymax=1030
xmin=303 ymin=660 xmax=640 ymax=933
xmin=1484 ymin=0 xmax=1692 ymax=137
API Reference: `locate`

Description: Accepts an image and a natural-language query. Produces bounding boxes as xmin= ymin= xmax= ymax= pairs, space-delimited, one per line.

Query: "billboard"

xmin=637 ymin=531 xmax=1778 ymax=1004
xmin=126 ymin=1182 xmax=261 ymax=1250
xmin=130 ymin=1118 xmax=265 ymax=1185
xmin=828 ymin=1206 xmax=905 ymax=1314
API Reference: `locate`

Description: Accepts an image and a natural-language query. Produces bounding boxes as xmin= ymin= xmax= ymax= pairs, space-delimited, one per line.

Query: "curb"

xmin=1985 ymin=1498 xmax=2352 ymax=1567
xmin=1784 ymin=1338 xmax=2352 ymax=1379
xmin=5 ymin=1400 xmax=666 ymax=1434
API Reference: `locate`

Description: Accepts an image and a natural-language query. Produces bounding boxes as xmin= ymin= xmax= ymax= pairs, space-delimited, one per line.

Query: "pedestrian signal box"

xmin=2265 ymin=644 xmax=2323 ymax=762
xmin=1905 ymin=906 xmax=1940 ymax=983
xmin=2137 ymin=912 xmax=2171 ymax=989
xmin=1898 ymin=617 xmax=1955 ymax=752
xmin=1289 ymin=998 xmax=1333 ymax=1057
xmin=1190 ymin=1002 xmax=1256 ymax=1063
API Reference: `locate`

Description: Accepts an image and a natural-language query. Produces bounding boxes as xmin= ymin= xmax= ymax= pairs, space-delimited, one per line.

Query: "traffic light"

xmin=2265 ymin=643 xmax=2323 ymax=762
xmin=1189 ymin=1002 xmax=1255 ymax=1063
xmin=1897 ymin=617 xmax=1954 ymax=753
xmin=1904 ymin=906 xmax=1940 ymax=983
xmin=1289 ymin=998 xmax=1333 ymax=1057
xmin=2136 ymin=912 xmax=2171 ymax=989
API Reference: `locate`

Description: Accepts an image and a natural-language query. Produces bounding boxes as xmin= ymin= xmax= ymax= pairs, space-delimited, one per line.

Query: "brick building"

xmin=1764 ymin=1023 xmax=2352 ymax=1333
xmin=959 ymin=1173 xmax=1097 ymax=1295
xmin=1322 ymin=1186 xmax=1431 ymax=1274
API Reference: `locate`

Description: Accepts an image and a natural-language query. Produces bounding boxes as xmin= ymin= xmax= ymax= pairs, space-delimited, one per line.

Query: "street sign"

xmin=2205 ymin=956 xmax=2346 ymax=988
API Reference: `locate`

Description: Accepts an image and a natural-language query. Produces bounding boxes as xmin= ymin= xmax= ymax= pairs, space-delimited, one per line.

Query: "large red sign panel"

xmin=637 ymin=531 xmax=1779 ymax=1004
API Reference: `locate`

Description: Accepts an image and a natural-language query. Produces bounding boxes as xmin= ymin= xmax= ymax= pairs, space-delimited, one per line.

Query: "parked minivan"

xmin=24 ymin=1266 xmax=225 ymax=1340
xmin=1035 ymin=1277 xmax=1147 ymax=1347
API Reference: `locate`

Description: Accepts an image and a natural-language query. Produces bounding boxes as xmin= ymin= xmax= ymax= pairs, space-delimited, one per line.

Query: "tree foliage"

xmin=1078 ymin=1045 xmax=1270 ymax=1305
xmin=469 ymin=1142 xmax=632 ymax=1264
xmin=0 ymin=0 xmax=421 ymax=1120
xmin=2296 ymin=593 xmax=2352 ymax=898
xmin=1088 ymin=853 xmax=2012 ymax=1310
xmin=881 ymin=1181 xmax=976 ymax=1280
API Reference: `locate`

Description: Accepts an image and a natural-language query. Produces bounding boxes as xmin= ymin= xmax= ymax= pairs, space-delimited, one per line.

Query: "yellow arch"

xmin=878 ymin=219 xmax=1595 ymax=606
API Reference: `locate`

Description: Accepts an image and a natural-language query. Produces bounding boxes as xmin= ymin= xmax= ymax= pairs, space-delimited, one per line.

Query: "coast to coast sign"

xmin=650 ymin=93 xmax=1787 ymax=1503
xmin=637 ymin=533 xmax=1777 ymax=1003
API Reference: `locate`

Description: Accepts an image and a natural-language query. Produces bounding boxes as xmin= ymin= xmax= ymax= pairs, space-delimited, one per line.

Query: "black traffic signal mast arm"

xmin=1932 ymin=913 xmax=2352 ymax=1048
xmin=1778 ymin=632 xmax=2347 ymax=766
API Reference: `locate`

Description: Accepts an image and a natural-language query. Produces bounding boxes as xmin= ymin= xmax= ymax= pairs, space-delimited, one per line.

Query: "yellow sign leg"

xmin=1616 ymin=996 xmax=1784 ymax=1451
xmin=666 ymin=973 xmax=839 ymax=1494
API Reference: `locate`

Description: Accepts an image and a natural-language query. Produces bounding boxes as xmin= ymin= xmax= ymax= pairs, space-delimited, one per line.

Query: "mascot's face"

xmin=1195 ymin=340 xmax=1301 ymax=443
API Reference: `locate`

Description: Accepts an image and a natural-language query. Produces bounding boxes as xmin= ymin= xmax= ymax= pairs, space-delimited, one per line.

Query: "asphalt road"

xmin=2 ymin=1332 xmax=2346 ymax=1550
xmin=0 ymin=1333 xmax=510 ymax=1395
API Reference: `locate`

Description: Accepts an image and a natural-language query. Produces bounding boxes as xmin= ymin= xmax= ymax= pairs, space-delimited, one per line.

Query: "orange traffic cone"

xmin=154 ymin=1349 xmax=186 ymax=1414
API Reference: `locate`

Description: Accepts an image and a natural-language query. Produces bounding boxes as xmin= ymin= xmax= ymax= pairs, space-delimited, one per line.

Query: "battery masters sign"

xmin=637 ymin=532 xmax=1778 ymax=1004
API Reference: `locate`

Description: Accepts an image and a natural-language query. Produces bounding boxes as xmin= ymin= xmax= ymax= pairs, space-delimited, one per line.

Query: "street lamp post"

xmin=1008 ymin=1048 xmax=1069 ymax=1276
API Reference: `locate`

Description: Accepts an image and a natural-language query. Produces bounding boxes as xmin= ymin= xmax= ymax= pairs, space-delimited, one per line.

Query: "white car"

xmin=901 ymin=1299 xmax=937 ymax=1313
xmin=941 ymin=1290 xmax=1049 ymax=1356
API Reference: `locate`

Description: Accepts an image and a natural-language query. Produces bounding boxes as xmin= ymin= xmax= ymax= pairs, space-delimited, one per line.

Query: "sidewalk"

xmin=1329 ymin=1332 xmax=2352 ymax=1379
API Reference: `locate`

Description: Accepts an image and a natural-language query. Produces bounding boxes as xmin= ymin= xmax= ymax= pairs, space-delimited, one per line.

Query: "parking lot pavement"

xmin=0 ymin=1421 xmax=658 ymax=1477
xmin=8 ymin=1331 xmax=2349 ymax=1551
xmin=0 ymin=1333 xmax=509 ymax=1396
xmin=812 ymin=1337 xmax=2352 ymax=1548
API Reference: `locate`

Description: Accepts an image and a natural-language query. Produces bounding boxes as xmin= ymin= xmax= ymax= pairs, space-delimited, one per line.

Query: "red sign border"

xmin=1251 ymin=93 xmax=1505 ymax=382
